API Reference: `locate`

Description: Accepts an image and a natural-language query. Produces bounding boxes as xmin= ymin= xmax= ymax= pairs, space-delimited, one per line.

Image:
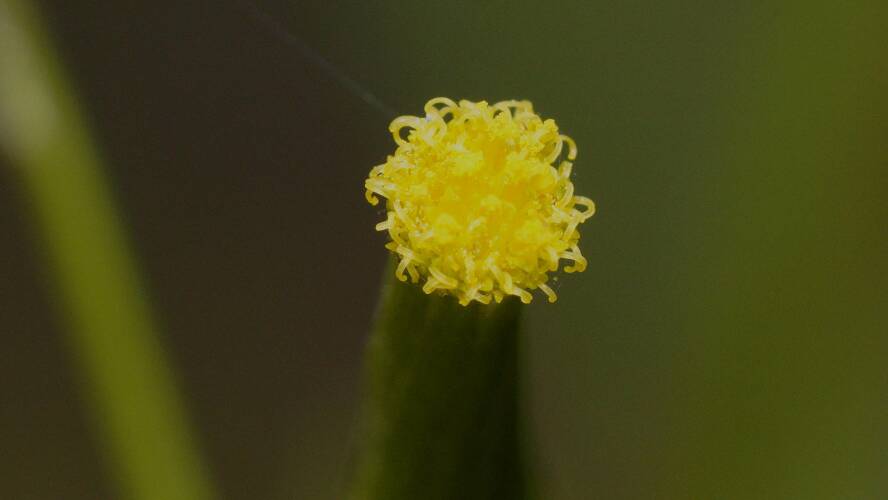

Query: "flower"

xmin=365 ymin=98 xmax=595 ymax=305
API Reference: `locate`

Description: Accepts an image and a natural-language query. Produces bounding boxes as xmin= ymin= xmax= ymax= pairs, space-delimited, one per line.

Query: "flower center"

xmin=366 ymin=98 xmax=594 ymax=305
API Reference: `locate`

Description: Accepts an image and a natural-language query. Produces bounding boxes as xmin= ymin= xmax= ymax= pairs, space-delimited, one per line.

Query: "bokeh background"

xmin=2 ymin=1 xmax=887 ymax=499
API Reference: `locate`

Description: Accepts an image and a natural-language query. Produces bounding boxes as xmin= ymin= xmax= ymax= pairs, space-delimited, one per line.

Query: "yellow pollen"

xmin=365 ymin=98 xmax=595 ymax=305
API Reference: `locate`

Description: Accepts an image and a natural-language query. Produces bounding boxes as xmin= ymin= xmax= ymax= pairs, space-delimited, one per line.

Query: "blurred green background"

xmin=1 ymin=1 xmax=886 ymax=499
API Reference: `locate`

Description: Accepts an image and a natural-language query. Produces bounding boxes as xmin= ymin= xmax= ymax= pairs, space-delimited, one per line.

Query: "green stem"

xmin=350 ymin=261 xmax=531 ymax=500
xmin=0 ymin=3 xmax=216 ymax=499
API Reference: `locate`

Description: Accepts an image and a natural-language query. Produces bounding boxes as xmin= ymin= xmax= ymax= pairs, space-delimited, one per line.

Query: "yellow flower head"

xmin=365 ymin=98 xmax=595 ymax=305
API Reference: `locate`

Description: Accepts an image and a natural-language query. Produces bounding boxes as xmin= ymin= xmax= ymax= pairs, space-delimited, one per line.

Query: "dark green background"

xmin=2 ymin=1 xmax=886 ymax=498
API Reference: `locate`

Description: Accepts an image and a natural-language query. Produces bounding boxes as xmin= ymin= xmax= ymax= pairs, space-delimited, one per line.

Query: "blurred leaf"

xmin=0 ymin=2 xmax=217 ymax=499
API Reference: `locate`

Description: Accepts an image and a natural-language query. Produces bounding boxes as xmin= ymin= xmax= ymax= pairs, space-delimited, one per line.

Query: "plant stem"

xmin=350 ymin=262 xmax=531 ymax=500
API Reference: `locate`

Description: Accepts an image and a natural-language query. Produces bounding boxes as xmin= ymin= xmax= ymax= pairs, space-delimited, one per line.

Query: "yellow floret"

xmin=365 ymin=98 xmax=595 ymax=305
